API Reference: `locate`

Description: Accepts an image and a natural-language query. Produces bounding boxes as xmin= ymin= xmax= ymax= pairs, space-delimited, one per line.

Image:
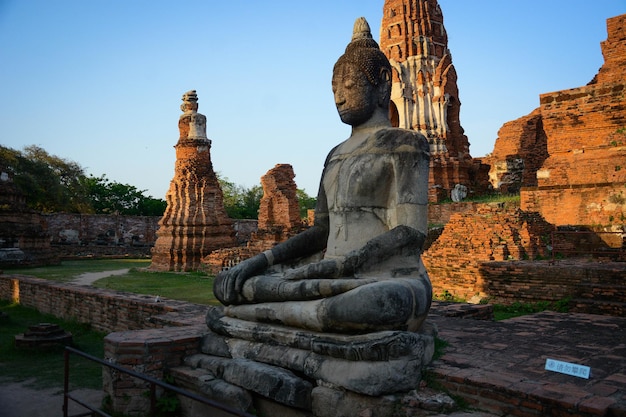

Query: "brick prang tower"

xmin=380 ymin=0 xmax=477 ymax=202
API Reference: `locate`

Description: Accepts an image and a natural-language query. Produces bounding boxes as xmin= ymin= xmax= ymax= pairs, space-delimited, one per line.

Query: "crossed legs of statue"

xmin=215 ymin=269 xmax=432 ymax=334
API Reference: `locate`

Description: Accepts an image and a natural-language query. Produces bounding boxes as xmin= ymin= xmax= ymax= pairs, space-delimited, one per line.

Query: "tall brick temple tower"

xmin=150 ymin=90 xmax=235 ymax=272
xmin=380 ymin=0 xmax=479 ymax=201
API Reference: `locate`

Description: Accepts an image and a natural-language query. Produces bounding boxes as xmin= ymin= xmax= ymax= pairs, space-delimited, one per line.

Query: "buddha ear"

xmin=378 ymin=68 xmax=391 ymax=106
xmin=380 ymin=67 xmax=391 ymax=85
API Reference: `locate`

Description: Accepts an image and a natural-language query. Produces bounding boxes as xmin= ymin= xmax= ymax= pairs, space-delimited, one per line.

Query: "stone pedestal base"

xmin=170 ymin=307 xmax=439 ymax=416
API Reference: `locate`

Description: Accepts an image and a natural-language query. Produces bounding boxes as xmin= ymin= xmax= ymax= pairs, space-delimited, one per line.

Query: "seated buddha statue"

xmin=212 ymin=17 xmax=432 ymax=334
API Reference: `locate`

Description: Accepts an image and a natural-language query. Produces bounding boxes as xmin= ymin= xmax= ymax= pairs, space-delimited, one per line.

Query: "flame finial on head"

xmin=352 ymin=17 xmax=372 ymax=41
xmin=335 ymin=17 xmax=391 ymax=87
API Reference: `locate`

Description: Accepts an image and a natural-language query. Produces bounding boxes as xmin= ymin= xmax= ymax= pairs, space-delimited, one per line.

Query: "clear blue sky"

xmin=1 ymin=1 xmax=624 ymax=199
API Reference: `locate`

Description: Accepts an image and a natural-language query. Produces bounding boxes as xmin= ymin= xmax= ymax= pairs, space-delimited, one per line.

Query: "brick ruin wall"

xmin=482 ymin=108 xmax=548 ymax=193
xmin=482 ymin=15 xmax=626 ymax=228
xmin=44 ymin=213 xmax=161 ymax=258
xmin=520 ymin=73 xmax=626 ymax=226
xmin=40 ymin=214 xmax=258 ymax=260
xmin=0 ymin=274 xmax=205 ymax=333
xmin=522 ymin=14 xmax=626 ymax=226
xmin=422 ymin=202 xmax=624 ymax=315
xmin=522 ymin=183 xmax=626 ymax=227
xmin=422 ymin=203 xmax=555 ymax=301
xmin=202 ymin=164 xmax=306 ymax=273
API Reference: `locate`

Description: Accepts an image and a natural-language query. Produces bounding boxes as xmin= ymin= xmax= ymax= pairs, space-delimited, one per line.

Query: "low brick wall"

xmin=480 ymin=261 xmax=585 ymax=303
xmin=0 ymin=274 xmax=207 ymax=333
xmin=480 ymin=260 xmax=626 ymax=316
xmin=45 ymin=213 xmax=161 ymax=247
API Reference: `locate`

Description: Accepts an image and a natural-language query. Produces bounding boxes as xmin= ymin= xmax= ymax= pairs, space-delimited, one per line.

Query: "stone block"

xmin=185 ymin=354 xmax=312 ymax=409
xmin=170 ymin=366 xmax=252 ymax=413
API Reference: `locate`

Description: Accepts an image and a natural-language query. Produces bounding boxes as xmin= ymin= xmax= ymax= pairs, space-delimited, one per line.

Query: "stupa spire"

xmin=380 ymin=0 xmax=477 ymax=202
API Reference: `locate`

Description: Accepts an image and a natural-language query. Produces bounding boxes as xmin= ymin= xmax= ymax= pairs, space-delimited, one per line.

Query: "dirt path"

xmin=72 ymin=268 xmax=130 ymax=286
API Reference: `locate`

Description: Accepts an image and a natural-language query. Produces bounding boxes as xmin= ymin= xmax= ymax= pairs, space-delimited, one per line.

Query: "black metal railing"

xmin=63 ymin=346 xmax=256 ymax=417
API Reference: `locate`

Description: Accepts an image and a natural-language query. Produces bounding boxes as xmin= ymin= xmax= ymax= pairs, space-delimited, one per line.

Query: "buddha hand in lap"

xmin=212 ymin=17 xmax=432 ymax=333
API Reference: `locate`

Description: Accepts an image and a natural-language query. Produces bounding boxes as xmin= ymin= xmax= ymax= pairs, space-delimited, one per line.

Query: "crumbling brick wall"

xmin=423 ymin=203 xmax=554 ymax=300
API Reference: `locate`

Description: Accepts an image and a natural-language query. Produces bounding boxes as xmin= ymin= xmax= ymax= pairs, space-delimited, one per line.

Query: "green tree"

xmin=0 ymin=145 xmax=91 ymax=213
xmin=297 ymin=189 xmax=316 ymax=219
xmin=218 ymin=173 xmax=316 ymax=220
xmin=83 ymin=175 xmax=166 ymax=216
xmin=0 ymin=145 xmax=166 ymax=216
xmin=137 ymin=196 xmax=168 ymax=217
xmin=218 ymin=174 xmax=263 ymax=219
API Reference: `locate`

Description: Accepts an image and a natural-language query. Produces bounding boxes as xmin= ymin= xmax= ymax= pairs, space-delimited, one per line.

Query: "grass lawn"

xmin=493 ymin=299 xmax=570 ymax=321
xmin=93 ymin=269 xmax=219 ymax=305
xmin=3 ymin=258 xmax=152 ymax=282
xmin=4 ymin=258 xmax=219 ymax=305
xmin=0 ymin=300 xmax=106 ymax=390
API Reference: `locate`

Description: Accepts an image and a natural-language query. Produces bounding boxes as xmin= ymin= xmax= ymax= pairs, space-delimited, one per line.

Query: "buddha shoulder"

xmin=372 ymin=128 xmax=429 ymax=154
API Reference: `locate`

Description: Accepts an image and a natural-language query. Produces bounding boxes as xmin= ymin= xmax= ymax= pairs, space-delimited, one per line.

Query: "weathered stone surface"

xmin=206 ymin=309 xmax=431 ymax=361
xmin=169 ymin=366 xmax=252 ymax=413
xmin=192 ymin=17 xmax=435 ymax=414
xmin=150 ymin=90 xmax=235 ymax=271
xmin=213 ymin=18 xmax=432 ymax=335
xmin=185 ymin=354 xmax=312 ymax=409
xmin=198 ymin=332 xmax=432 ymax=397
xmin=202 ymin=311 xmax=436 ymax=397
xmin=311 ymin=386 xmax=457 ymax=417
xmin=450 ymin=184 xmax=467 ymax=202
xmin=380 ymin=0 xmax=487 ymax=202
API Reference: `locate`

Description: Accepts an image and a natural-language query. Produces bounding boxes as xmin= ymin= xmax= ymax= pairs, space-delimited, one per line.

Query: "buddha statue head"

xmin=332 ymin=17 xmax=392 ymax=127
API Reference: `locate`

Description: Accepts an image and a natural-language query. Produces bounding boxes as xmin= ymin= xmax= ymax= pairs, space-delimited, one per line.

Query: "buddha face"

xmin=332 ymin=63 xmax=377 ymax=127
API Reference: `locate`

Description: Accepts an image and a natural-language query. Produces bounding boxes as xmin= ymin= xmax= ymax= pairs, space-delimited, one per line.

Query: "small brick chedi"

xmin=380 ymin=0 xmax=483 ymax=202
xmin=150 ymin=91 xmax=235 ymax=272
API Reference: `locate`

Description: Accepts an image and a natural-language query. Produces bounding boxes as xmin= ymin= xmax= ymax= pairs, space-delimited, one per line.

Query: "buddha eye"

xmin=344 ymin=80 xmax=355 ymax=89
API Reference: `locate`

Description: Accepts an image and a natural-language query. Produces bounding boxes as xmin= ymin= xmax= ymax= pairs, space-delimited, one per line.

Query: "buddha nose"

xmin=334 ymin=91 xmax=345 ymax=106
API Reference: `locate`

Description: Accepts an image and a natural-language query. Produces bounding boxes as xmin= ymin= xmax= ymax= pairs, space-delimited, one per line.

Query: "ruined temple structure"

xmin=485 ymin=14 xmax=626 ymax=227
xmin=252 ymin=163 xmax=304 ymax=248
xmin=202 ymin=163 xmax=305 ymax=274
xmin=150 ymin=91 xmax=235 ymax=272
xmin=380 ymin=0 xmax=488 ymax=201
xmin=482 ymin=109 xmax=549 ymax=194
xmin=0 ymin=171 xmax=58 ymax=267
xmin=423 ymin=203 xmax=555 ymax=301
